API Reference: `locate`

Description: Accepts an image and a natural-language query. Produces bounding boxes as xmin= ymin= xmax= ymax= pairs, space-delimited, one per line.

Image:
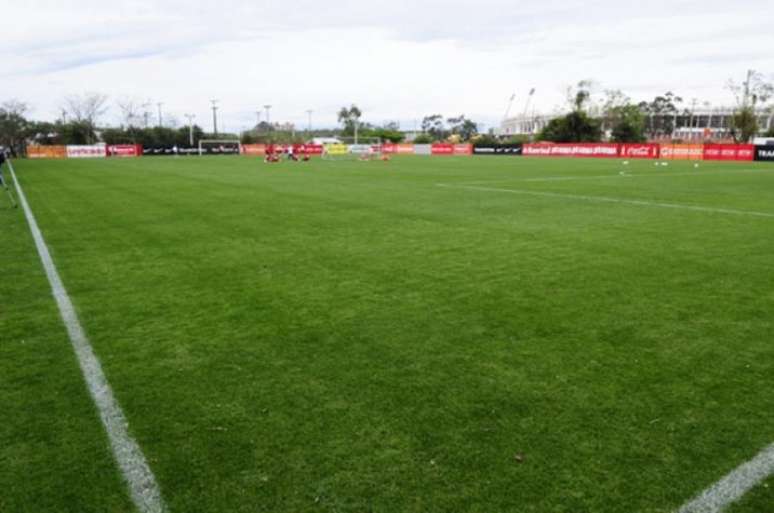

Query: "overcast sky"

xmin=3 ymin=0 xmax=773 ymax=132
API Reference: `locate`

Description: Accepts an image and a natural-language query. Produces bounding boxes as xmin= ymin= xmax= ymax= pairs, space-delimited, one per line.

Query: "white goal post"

xmin=321 ymin=137 xmax=383 ymax=161
xmin=198 ymin=139 xmax=241 ymax=156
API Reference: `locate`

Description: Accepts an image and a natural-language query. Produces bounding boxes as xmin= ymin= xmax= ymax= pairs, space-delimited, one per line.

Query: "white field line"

xmin=8 ymin=160 xmax=166 ymax=513
xmin=451 ymin=168 xmax=774 ymax=186
xmin=436 ymin=183 xmax=774 ymax=219
xmin=677 ymin=443 xmax=774 ymax=513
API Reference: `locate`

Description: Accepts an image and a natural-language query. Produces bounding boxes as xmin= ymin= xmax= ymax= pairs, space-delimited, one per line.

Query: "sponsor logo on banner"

xmin=754 ymin=145 xmax=774 ymax=161
xmin=107 ymin=145 xmax=142 ymax=157
xmin=67 ymin=145 xmax=107 ymax=158
xmin=660 ymin=144 xmax=703 ymax=160
xmin=431 ymin=143 xmax=455 ymax=155
xmin=453 ymin=144 xmax=473 ymax=155
xmin=324 ymin=143 xmax=349 ymax=155
xmin=27 ymin=145 xmax=67 ymax=158
xmin=396 ymin=143 xmax=415 ymax=154
xmin=241 ymin=144 xmax=266 ymax=155
xmin=523 ymin=143 xmax=619 ymax=158
xmin=143 ymin=146 xmax=199 ymax=156
xmin=472 ymin=144 xmax=523 ymax=156
xmin=703 ymin=144 xmax=754 ymax=161
xmin=620 ymin=144 xmax=659 ymax=159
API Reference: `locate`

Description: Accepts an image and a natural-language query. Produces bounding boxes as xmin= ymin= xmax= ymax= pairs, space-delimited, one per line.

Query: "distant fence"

xmin=23 ymin=142 xmax=774 ymax=162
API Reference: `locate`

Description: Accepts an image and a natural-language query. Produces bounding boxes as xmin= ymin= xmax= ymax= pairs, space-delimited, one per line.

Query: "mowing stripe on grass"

xmin=677 ymin=443 xmax=774 ymax=513
xmin=436 ymin=183 xmax=774 ymax=219
xmin=7 ymin=160 xmax=166 ymax=513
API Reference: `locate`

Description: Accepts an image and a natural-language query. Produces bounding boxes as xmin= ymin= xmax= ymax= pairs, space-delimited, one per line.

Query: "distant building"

xmin=498 ymin=107 xmax=774 ymax=140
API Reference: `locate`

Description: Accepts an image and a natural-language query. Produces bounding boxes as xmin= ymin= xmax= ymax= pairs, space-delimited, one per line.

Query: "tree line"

xmin=536 ymin=71 xmax=773 ymax=143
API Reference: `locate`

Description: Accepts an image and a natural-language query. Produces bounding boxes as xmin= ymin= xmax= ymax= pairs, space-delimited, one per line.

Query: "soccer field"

xmin=2 ymin=155 xmax=774 ymax=513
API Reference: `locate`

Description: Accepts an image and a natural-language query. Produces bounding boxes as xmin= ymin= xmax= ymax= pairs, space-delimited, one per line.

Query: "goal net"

xmin=198 ymin=139 xmax=241 ymax=156
xmin=322 ymin=137 xmax=382 ymax=161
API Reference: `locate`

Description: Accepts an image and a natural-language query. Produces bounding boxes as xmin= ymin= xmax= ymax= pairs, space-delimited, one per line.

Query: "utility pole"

xmin=157 ymin=102 xmax=163 ymax=127
xmin=210 ymin=99 xmax=219 ymax=135
xmin=184 ymin=113 xmax=196 ymax=147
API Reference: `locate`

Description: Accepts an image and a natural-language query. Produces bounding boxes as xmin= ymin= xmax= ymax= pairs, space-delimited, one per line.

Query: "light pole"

xmin=184 ymin=113 xmax=196 ymax=147
xmin=306 ymin=109 xmax=313 ymax=134
xmin=264 ymin=105 xmax=272 ymax=128
xmin=157 ymin=102 xmax=164 ymax=127
xmin=210 ymin=99 xmax=219 ymax=135
xmin=255 ymin=110 xmax=262 ymax=131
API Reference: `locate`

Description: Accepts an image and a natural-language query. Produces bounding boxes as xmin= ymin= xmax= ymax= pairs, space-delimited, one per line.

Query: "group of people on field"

xmin=264 ymin=144 xmax=312 ymax=163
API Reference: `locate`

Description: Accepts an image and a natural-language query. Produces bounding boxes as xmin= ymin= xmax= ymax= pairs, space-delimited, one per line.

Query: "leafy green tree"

xmin=638 ymin=92 xmax=683 ymax=139
xmin=421 ymin=114 xmax=447 ymax=141
xmin=338 ymin=105 xmax=362 ymax=136
xmin=609 ymin=105 xmax=646 ymax=143
xmin=412 ymin=133 xmax=432 ymax=144
xmin=538 ymin=111 xmax=602 ymax=142
xmin=447 ymin=115 xmax=478 ymax=141
xmin=0 ymin=100 xmax=30 ymax=154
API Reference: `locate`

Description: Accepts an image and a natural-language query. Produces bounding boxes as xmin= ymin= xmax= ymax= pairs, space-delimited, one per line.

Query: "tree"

xmin=447 ymin=115 xmax=478 ymax=141
xmin=0 ymin=100 xmax=30 ymax=154
xmin=537 ymin=111 xmax=602 ymax=143
xmin=638 ymin=92 xmax=683 ymax=139
xmin=412 ymin=133 xmax=432 ymax=144
xmin=337 ymin=105 xmax=362 ymax=136
xmin=565 ymin=80 xmax=595 ymax=113
xmin=608 ymin=104 xmax=646 ymax=143
xmin=421 ymin=114 xmax=447 ymax=141
xmin=727 ymin=70 xmax=774 ymax=142
xmin=116 ymin=96 xmax=148 ymax=128
xmin=62 ymin=92 xmax=108 ymax=143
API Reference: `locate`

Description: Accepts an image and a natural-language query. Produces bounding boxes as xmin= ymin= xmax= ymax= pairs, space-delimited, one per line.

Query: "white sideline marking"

xmin=436 ymin=183 xmax=774 ymax=219
xmin=8 ymin=160 xmax=166 ymax=513
xmin=677 ymin=443 xmax=774 ymax=513
xmin=524 ymin=168 xmax=774 ymax=182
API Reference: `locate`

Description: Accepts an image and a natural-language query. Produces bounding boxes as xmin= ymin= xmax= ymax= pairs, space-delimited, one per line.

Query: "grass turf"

xmin=2 ymin=155 xmax=774 ymax=513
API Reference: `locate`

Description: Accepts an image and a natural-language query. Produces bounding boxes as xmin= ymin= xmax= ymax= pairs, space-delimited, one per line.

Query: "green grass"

xmin=2 ymin=155 xmax=773 ymax=513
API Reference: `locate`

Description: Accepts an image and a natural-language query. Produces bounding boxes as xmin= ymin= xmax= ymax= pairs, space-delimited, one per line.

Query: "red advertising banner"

xmin=107 ymin=144 xmax=142 ymax=157
xmin=27 ymin=145 xmax=67 ymax=158
xmin=523 ymin=143 xmax=620 ymax=158
xmin=431 ymin=143 xmax=455 ymax=155
xmin=382 ymin=143 xmax=397 ymax=154
xmin=619 ymin=143 xmax=659 ymax=159
xmin=396 ymin=143 xmax=415 ymax=155
xmin=261 ymin=144 xmax=323 ymax=156
xmin=241 ymin=144 xmax=266 ymax=155
xmin=659 ymin=144 xmax=704 ymax=160
xmin=703 ymin=144 xmax=755 ymax=161
xmin=453 ymin=144 xmax=473 ymax=155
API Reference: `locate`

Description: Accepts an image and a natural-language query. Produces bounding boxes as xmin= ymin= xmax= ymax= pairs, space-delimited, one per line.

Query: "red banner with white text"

xmin=431 ymin=143 xmax=455 ymax=155
xmin=107 ymin=144 xmax=142 ymax=157
xmin=523 ymin=143 xmax=620 ymax=158
xmin=703 ymin=144 xmax=755 ymax=161
xmin=619 ymin=143 xmax=660 ymax=159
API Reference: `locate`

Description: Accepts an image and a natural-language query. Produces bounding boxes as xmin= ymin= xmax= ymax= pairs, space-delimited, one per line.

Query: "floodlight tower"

xmin=157 ymin=102 xmax=164 ymax=127
xmin=306 ymin=109 xmax=313 ymax=134
xmin=255 ymin=110 xmax=262 ymax=130
xmin=184 ymin=113 xmax=196 ymax=146
xmin=210 ymin=99 xmax=219 ymax=135
xmin=264 ymin=105 xmax=272 ymax=128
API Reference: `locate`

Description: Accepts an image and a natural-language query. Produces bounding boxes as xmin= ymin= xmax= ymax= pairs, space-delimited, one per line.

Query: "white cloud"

xmin=2 ymin=0 xmax=772 ymax=131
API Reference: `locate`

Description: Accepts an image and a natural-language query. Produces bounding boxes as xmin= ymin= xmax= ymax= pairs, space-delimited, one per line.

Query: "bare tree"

xmin=726 ymin=70 xmax=774 ymax=141
xmin=63 ymin=92 xmax=109 ymax=125
xmin=116 ymin=96 xmax=147 ymax=128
